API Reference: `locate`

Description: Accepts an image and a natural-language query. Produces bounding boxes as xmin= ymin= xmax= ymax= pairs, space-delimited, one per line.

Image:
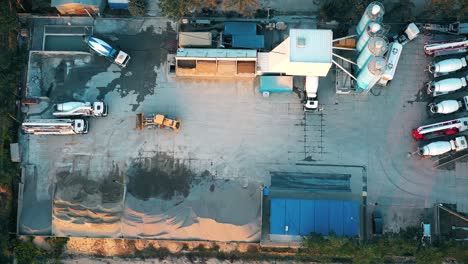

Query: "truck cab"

xmin=73 ymin=119 xmax=88 ymax=134
xmin=92 ymin=101 xmax=108 ymax=117
xmin=391 ymin=22 xmax=420 ymax=45
xmin=155 ymin=114 xmax=181 ymax=133
xmin=113 ymin=50 xmax=131 ymax=68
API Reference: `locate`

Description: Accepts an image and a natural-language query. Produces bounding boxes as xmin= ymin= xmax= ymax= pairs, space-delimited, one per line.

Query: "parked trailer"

xmin=428 ymin=56 xmax=468 ymax=77
xmin=412 ymin=117 xmax=468 ymax=140
xmin=427 ymin=76 xmax=467 ymax=97
xmin=429 ymin=96 xmax=468 ymax=114
xmin=22 ymin=119 xmax=88 ymax=135
xmin=418 ymin=136 xmax=467 ymax=156
xmin=84 ymin=36 xmax=131 ymax=68
xmin=53 ymin=101 xmax=108 ymax=117
xmin=423 ymin=22 xmax=468 ymax=35
xmin=424 ymin=39 xmax=468 ymax=57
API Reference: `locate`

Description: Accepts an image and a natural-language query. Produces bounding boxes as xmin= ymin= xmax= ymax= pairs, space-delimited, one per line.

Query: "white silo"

xmin=357 ymin=36 xmax=388 ymax=70
xmin=356 ymin=2 xmax=385 ymax=36
xmin=356 ymin=22 xmax=383 ymax=52
xmin=356 ymin=56 xmax=387 ymax=91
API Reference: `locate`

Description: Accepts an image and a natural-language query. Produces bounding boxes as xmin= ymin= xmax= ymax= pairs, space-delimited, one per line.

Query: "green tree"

xmin=319 ymin=0 xmax=372 ymax=23
xmin=386 ymin=0 xmax=415 ymax=22
xmin=128 ymin=0 xmax=147 ymax=16
xmin=158 ymin=0 xmax=201 ymax=20
xmin=417 ymin=0 xmax=459 ymax=22
xmin=224 ymin=0 xmax=259 ymax=17
xmin=13 ymin=238 xmax=49 ymax=264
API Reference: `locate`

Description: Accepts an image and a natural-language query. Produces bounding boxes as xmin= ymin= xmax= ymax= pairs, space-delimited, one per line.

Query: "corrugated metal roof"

xmin=176 ymin=48 xmax=257 ymax=58
xmin=290 ymin=29 xmax=333 ymax=63
xmin=179 ymin=32 xmax=212 ymax=47
xmin=224 ymin=22 xmax=257 ymax=36
xmin=270 ymin=199 xmax=359 ymax=237
xmin=51 ymin=0 xmax=102 ymax=5
xmin=232 ymin=35 xmax=265 ymax=49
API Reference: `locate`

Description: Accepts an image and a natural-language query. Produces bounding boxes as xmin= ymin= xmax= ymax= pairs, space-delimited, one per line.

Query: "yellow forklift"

xmin=136 ymin=113 xmax=181 ymax=133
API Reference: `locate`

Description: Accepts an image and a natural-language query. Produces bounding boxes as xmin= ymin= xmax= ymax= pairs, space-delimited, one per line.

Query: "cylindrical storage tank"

xmin=428 ymin=77 xmax=467 ymax=95
xmin=356 ymin=56 xmax=387 ymax=91
xmin=356 ymin=22 xmax=382 ymax=52
xmin=357 ymin=36 xmax=388 ymax=69
xmin=356 ymin=1 xmax=385 ymax=36
xmin=430 ymin=58 xmax=467 ymax=74
xmin=418 ymin=141 xmax=452 ymax=156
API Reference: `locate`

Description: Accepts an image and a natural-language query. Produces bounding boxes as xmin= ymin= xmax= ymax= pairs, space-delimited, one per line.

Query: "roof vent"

xmin=297 ymin=37 xmax=306 ymax=48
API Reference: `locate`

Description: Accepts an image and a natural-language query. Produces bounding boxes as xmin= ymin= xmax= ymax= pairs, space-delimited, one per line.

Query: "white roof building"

xmin=257 ymin=29 xmax=333 ymax=77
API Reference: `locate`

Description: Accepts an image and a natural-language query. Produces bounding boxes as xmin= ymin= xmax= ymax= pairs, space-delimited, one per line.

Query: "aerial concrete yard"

xmin=18 ymin=18 xmax=468 ymax=241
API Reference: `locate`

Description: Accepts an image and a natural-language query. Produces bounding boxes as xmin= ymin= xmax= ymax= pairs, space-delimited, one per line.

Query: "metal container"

xmin=356 ymin=56 xmax=387 ymax=91
xmin=356 ymin=22 xmax=383 ymax=52
xmin=357 ymin=36 xmax=388 ymax=69
xmin=356 ymin=1 xmax=385 ymax=35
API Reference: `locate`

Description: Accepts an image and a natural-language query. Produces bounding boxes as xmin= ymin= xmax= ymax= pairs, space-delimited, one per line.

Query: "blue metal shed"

xmin=232 ymin=35 xmax=264 ymax=49
xmin=270 ymin=199 xmax=359 ymax=237
xmin=108 ymin=0 xmax=129 ymax=9
xmin=224 ymin=22 xmax=257 ymax=36
xmin=259 ymin=76 xmax=293 ymax=93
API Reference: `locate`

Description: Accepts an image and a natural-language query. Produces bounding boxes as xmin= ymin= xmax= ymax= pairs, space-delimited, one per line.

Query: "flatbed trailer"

xmin=423 ymin=22 xmax=468 ymax=35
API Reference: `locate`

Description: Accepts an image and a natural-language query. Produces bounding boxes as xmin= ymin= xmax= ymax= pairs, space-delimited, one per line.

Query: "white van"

xmin=378 ymin=42 xmax=403 ymax=86
xmin=304 ymin=76 xmax=319 ymax=112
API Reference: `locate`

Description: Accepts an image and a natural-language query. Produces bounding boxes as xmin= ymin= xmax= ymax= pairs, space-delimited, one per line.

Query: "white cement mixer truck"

xmin=53 ymin=101 xmax=108 ymax=117
xmin=417 ymin=136 xmax=467 ymax=157
xmin=428 ymin=56 xmax=468 ymax=77
xmin=427 ymin=76 xmax=467 ymax=97
xmin=429 ymin=96 xmax=468 ymax=114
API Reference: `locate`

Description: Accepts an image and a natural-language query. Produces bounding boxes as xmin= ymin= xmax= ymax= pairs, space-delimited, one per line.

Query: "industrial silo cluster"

xmin=354 ymin=1 xmax=388 ymax=92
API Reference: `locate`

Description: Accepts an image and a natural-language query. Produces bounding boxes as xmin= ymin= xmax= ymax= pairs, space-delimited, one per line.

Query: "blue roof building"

xmin=224 ymin=22 xmax=257 ymax=36
xmin=270 ymin=198 xmax=360 ymax=237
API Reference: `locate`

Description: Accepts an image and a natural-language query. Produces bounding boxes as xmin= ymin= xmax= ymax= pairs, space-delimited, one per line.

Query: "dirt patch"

xmin=126 ymin=153 xmax=196 ymax=200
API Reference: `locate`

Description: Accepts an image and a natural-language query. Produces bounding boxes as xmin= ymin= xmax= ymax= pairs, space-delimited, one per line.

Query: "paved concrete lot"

xmin=18 ymin=17 xmax=468 ymax=240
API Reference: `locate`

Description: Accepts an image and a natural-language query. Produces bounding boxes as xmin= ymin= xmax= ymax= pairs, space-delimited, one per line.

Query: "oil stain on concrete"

xmin=126 ymin=153 xmax=197 ymax=201
xmin=100 ymin=24 xmax=177 ymax=109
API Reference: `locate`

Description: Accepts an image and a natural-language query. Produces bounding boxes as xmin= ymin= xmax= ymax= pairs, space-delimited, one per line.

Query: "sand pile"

xmin=122 ymin=180 xmax=262 ymax=242
xmin=52 ymin=171 xmax=124 ymax=237
xmin=50 ymin=154 xmax=262 ymax=241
